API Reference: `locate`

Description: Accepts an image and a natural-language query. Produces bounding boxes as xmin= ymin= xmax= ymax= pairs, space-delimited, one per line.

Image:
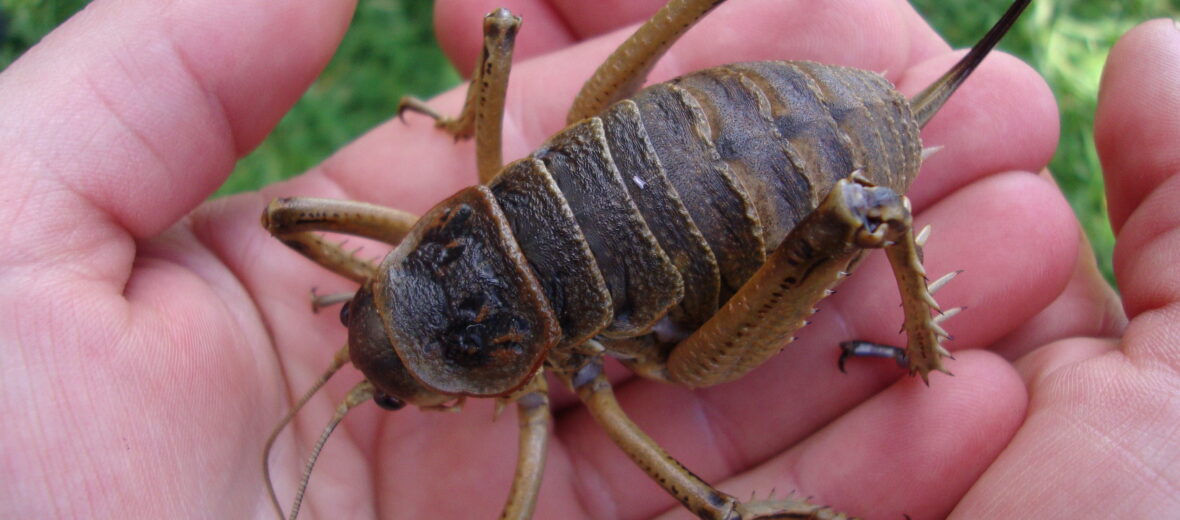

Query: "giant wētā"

xmin=261 ymin=0 xmax=1033 ymax=518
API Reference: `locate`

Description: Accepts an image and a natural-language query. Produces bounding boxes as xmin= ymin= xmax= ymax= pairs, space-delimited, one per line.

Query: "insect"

xmin=261 ymin=0 xmax=1031 ymax=518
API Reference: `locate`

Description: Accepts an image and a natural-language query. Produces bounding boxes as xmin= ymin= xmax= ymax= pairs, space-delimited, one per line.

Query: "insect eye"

xmin=339 ymin=301 xmax=351 ymax=326
xmin=373 ymin=391 xmax=406 ymax=411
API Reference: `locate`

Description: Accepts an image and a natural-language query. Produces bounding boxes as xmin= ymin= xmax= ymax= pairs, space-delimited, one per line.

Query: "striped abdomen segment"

xmin=659 ymin=61 xmax=922 ymax=256
xmin=490 ymin=60 xmax=922 ymax=348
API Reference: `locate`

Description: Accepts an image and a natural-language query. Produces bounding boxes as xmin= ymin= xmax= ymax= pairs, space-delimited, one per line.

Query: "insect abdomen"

xmin=497 ymin=61 xmax=923 ymax=341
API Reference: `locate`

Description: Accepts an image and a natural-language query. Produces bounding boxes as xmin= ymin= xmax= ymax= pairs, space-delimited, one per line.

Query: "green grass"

xmin=4 ymin=0 xmax=1175 ymax=283
xmin=217 ymin=0 xmax=459 ymax=194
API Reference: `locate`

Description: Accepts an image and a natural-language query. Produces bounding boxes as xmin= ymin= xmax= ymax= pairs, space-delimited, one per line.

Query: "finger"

xmin=951 ymin=21 xmax=1180 ymax=518
xmin=360 ymin=397 xmax=589 ymax=519
xmin=0 ymin=0 xmax=355 ymax=282
xmin=990 ymin=225 xmax=1126 ymax=361
xmin=691 ymin=351 xmax=1026 ymax=520
xmin=553 ymin=172 xmax=1074 ymax=517
xmin=1096 ymin=19 xmax=1180 ymax=235
xmin=1095 ymin=19 xmax=1180 ymax=318
xmin=616 ymin=352 xmax=1025 ymax=519
xmin=982 ymin=167 xmax=1125 ymax=360
xmin=435 ymin=0 xmax=953 ymax=77
xmin=951 ymin=331 xmax=1179 ymax=518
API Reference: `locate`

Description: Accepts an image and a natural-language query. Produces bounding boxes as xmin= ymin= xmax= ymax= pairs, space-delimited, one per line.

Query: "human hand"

xmin=0 ymin=1 xmax=1129 ymax=519
xmin=943 ymin=18 xmax=1180 ymax=518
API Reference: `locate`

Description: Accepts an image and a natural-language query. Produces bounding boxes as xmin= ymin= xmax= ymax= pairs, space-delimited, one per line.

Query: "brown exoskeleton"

xmin=261 ymin=0 xmax=1031 ymax=518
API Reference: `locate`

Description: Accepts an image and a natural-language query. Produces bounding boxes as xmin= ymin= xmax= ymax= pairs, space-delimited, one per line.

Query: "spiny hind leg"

xmin=839 ymin=224 xmax=962 ymax=380
xmin=567 ymin=0 xmax=730 ymax=123
xmin=558 ymin=357 xmax=855 ymax=519
xmin=398 ymin=8 xmax=519 ymax=184
xmin=663 ymin=173 xmax=959 ymax=388
xmin=837 ymin=194 xmax=961 ymax=383
xmin=261 ymin=197 xmax=418 ymax=283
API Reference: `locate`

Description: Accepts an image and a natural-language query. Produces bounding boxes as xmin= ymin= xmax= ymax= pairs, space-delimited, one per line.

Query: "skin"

xmin=0 ymin=0 xmax=1174 ymax=518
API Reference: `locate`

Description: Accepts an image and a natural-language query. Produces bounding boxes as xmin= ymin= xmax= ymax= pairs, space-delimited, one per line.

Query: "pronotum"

xmin=260 ymin=0 xmax=1031 ymax=518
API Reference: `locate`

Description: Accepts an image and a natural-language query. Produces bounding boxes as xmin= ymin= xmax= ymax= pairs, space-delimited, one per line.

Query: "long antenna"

xmin=909 ymin=0 xmax=1031 ymax=127
xmin=262 ymin=346 xmax=353 ymax=519
xmin=285 ymin=380 xmax=375 ymax=520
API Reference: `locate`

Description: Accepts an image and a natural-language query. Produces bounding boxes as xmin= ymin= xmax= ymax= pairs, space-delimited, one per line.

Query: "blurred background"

xmin=2 ymin=0 xmax=1176 ymax=283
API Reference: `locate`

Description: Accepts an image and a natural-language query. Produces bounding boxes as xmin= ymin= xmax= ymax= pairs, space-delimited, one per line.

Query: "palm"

xmin=3 ymin=1 xmax=1174 ymax=520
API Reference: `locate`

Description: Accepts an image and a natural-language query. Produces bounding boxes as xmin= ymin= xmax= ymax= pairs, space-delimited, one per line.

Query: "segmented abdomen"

xmin=490 ymin=60 xmax=922 ymax=349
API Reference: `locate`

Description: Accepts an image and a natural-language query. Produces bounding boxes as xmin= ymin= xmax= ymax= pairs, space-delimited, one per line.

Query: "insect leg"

xmin=398 ymin=8 xmax=520 ymax=184
xmin=562 ymin=358 xmax=742 ymax=519
xmin=496 ymin=373 xmax=551 ymax=520
xmin=665 ymin=173 xmax=954 ymax=387
xmin=262 ymin=197 xmax=418 ymax=282
xmin=567 ymin=0 xmax=730 ymax=123
xmin=264 ymin=232 xmax=376 ymax=283
xmin=870 ymin=207 xmax=956 ymax=383
xmin=264 ymin=197 xmax=418 ymax=244
xmin=561 ymin=358 xmax=855 ymax=520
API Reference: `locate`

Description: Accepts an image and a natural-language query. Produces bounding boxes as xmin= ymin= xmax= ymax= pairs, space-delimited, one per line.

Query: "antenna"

xmin=284 ymin=380 xmax=374 ymax=520
xmin=262 ymin=346 xmax=359 ymax=519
